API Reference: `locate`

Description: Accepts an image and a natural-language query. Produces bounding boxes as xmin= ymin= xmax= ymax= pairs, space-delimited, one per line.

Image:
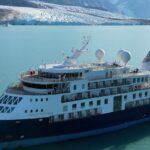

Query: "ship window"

xmin=63 ymin=105 xmax=68 ymax=112
xmin=82 ymin=84 xmax=85 ymax=89
xmin=11 ymin=107 xmax=15 ymax=112
xmin=81 ymin=102 xmax=85 ymax=108
xmin=13 ymin=98 xmax=18 ymax=105
xmin=25 ymin=110 xmax=27 ymax=113
xmin=30 ymin=99 xmax=33 ymax=102
xmin=78 ymin=111 xmax=82 ymax=118
xmin=145 ymin=92 xmax=148 ymax=97
xmin=85 ymin=70 xmax=89 ymax=73
xmin=133 ymin=94 xmax=136 ymax=99
xmin=106 ymin=72 xmax=109 ymax=78
xmin=69 ymin=113 xmax=74 ymax=119
xmin=139 ymin=93 xmax=142 ymax=98
xmin=1 ymin=108 xmax=4 ymax=113
xmin=72 ymin=104 xmax=77 ymax=110
xmin=41 ymin=98 xmax=43 ymax=102
xmin=41 ymin=109 xmax=44 ymax=112
xmin=141 ymin=77 xmax=144 ymax=82
xmin=104 ymin=99 xmax=108 ymax=104
xmin=30 ymin=110 xmax=33 ymax=113
xmin=0 ymin=106 xmax=3 ymax=112
xmin=136 ymin=100 xmax=140 ymax=106
xmin=19 ymin=97 xmax=22 ymax=101
xmin=74 ymin=85 xmax=77 ymax=90
xmin=89 ymin=101 xmax=93 ymax=107
xmin=7 ymin=108 xmax=11 ymax=113
xmin=80 ymin=72 xmax=82 ymax=77
xmin=46 ymin=98 xmax=48 ymax=101
xmin=35 ymin=98 xmax=38 ymax=102
xmin=137 ymin=78 xmax=140 ymax=83
xmin=133 ymin=78 xmax=136 ymax=83
xmin=124 ymin=95 xmax=127 ymax=100
xmin=35 ymin=109 xmax=38 ymax=112
xmin=97 ymin=100 xmax=101 ymax=106
xmin=58 ymin=114 xmax=64 ymax=121
xmin=145 ymin=76 xmax=148 ymax=82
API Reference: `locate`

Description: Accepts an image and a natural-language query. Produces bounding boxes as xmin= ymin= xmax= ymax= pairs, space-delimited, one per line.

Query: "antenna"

xmin=62 ymin=36 xmax=90 ymax=66
xmin=80 ymin=35 xmax=91 ymax=51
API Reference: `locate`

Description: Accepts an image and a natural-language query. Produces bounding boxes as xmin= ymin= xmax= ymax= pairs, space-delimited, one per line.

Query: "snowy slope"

xmin=0 ymin=0 xmax=150 ymax=25
xmin=98 ymin=0 xmax=150 ymax=19
xmin=0 ymin=2 xmax=139 ymax=25
xmin=113 ymin=0 xmax=150 ymax=19
xmin=33 ymin=0 xmax=150 ymax=19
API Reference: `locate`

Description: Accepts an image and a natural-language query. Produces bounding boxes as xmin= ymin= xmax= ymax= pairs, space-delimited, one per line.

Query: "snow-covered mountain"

xmin=0 ymin=2 xmax=137 ymax=25
xmin=0 ymin=0 xmax=150 ymax=25
xmin=109 ymin=0 xmax=150 ymax=19
xmin=37 ymin=0 xmax=150 ymax=19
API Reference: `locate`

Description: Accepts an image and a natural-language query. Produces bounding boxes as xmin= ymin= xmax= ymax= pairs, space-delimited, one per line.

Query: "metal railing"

xmin=62 ymin=84 xmax=150 ymax=103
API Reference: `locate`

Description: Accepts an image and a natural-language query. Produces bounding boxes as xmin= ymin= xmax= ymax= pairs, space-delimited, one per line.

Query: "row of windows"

xmin=123 ymin=91 xmax=148 ymax=101
xmin=63 ymin=99 xmax=108 ymax=112
xmin=39 ymin=71 xmax=82 ymax=79
xmin=133 ymin=91 xmax=148 ymax=99
xmin=125 ymin=98 xmax=150 ymax=109
xmin=25 ymin=109 xmax=44 ymax=113
xmin=30 ymin=98 xmax=48 ymax=102
xmin=0 ymin=95 xmax=22 ymax=105
xmin=88 ymin=78 xmax=130 ymax=90
xmin=133 ymin=76 xmax=148 ymax=83
xmin=49 ymin=108 xmax=102 ymax=123
xmin=88 ymin=76 xmax=148 ymax=90
xmin=73 ymin=84 xmax=85 ymax=90
xmin=0 ymin=106 xmax=15 ymax=113
xmin=23 ymin=81 xmax=69 ymax=90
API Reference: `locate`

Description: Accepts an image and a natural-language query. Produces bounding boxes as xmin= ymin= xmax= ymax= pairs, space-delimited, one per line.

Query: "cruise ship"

xmin=1 ymin=39 xmax=150 ymax=149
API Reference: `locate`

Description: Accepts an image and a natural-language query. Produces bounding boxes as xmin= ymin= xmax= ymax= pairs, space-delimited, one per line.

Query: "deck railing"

xmin=62 ymin=84 xmax=150 ymax=103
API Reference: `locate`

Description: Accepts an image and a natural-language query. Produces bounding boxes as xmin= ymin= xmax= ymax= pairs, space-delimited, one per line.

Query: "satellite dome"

xmin=118 ymin=50 xmax=131 ymax=66
xmin=95 ymin=49 xmax=105 ymax=62
xmin=117 ymin=50 xmax=125 ymax=57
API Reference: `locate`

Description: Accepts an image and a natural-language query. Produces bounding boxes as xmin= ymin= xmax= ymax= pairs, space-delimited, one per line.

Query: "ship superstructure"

xmin=1 ymin=41 xmax=150 ymax=149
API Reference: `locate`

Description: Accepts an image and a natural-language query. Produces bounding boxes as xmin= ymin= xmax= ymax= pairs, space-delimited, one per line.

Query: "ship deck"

xmin=6 ymin=85 xmax=43 ymax=95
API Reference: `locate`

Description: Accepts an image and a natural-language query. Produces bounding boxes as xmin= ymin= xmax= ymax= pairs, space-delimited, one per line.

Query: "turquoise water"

xmin=0 ymin=25 xmax=150 ymax=150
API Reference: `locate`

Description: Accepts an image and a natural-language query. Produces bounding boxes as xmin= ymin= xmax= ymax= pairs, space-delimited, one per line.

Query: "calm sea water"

xmin=0 ymin=25 xmax=150 ymax=150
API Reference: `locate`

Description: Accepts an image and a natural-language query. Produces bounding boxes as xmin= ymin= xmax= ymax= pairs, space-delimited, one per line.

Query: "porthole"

xmin=41 ymin=98 xmax=43 ymax=102
xmin=41 ymin=109 xmax=44 ymax=112
xmin=46 ymin=98 xmax=48 ymax=101
xmin=35 ymin=98 xmax=38 ymax=102
xmin=35 ymin=109 xmax=38 ymax=112
xmin=25 ymin=110 xmax=27 ymax=113
xmin=30 ymin=110 xmax=33 ymax=113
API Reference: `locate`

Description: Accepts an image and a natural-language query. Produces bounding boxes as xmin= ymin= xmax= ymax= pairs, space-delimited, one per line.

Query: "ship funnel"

xmin=141 ymin=51 xmax=150 ymax=70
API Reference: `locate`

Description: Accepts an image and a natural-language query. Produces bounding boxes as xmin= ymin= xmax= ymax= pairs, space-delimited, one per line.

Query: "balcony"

xmin=20 ymin=71 xmax=84 ymax=83
xmin=62 ymin=84 xmax=150 ymax=103
xmin=88 ymin=80 xmax=132 ymax=90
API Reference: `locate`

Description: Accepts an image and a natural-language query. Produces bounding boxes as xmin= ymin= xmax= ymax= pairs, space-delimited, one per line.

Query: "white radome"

xmin=95 ymin=49 xmax=105 ymax=62
xmin=118 ymin=50 xmax=132 ymax=66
